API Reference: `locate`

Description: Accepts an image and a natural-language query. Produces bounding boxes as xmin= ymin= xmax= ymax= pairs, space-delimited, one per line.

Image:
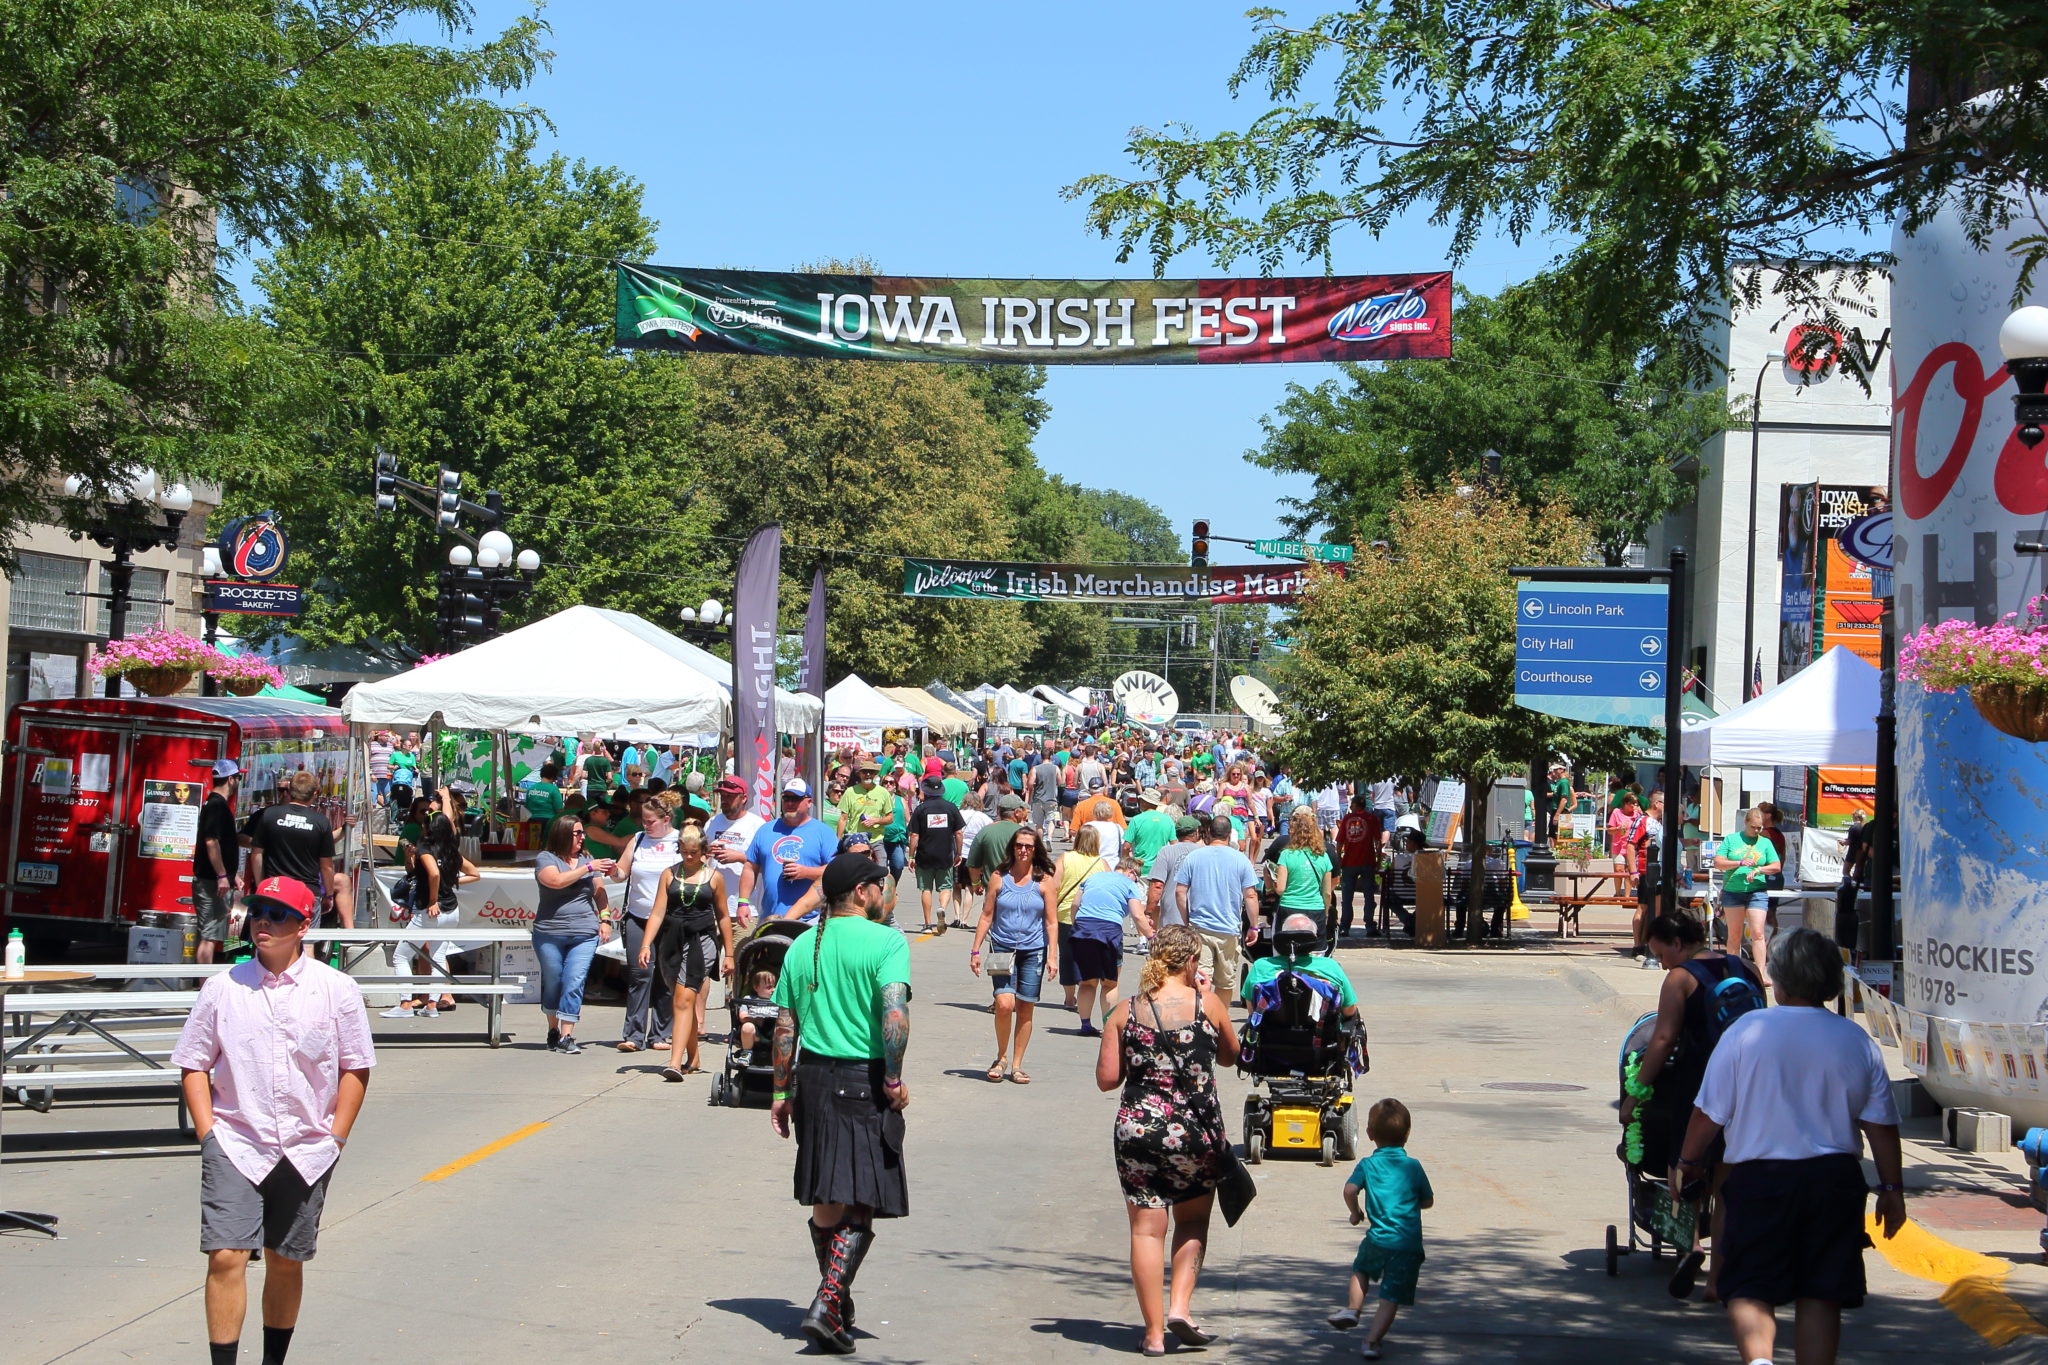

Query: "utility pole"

xmin=1209 ymin=603 xmax=1222 ymax=714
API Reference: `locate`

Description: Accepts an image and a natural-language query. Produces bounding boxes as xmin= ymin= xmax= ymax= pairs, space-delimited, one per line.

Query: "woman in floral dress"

xmin=1096 ymin=924 xmax=1241 ymax=1355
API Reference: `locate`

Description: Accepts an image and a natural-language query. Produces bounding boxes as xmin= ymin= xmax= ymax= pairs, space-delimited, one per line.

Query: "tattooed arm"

xmin=769 ymin=1007 xmax=799 ymax=1138
xmin=879 ymin=981 xmax=910 ymax=1111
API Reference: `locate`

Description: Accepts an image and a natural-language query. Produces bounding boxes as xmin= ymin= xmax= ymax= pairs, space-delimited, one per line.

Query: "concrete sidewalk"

xmin=6 ymin=917 xmax=2044 ymax=1363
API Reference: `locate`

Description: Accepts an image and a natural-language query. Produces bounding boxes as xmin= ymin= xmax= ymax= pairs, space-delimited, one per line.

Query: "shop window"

xmin=8 ymin=553 xmax=87 ymax=634
xmin=94 ymin=566 xmax=167 ymax=635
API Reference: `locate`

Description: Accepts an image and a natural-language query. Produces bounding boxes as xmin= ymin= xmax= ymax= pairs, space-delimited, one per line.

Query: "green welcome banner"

xmin=615 ymin=264 xmax=1452 ymax=365
xmin=902 ymin=558 xmax=1313 ymax=604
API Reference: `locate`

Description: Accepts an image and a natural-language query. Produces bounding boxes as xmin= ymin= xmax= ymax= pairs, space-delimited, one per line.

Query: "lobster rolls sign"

xmin=615 ymin=265 xmax=1452 ymax=365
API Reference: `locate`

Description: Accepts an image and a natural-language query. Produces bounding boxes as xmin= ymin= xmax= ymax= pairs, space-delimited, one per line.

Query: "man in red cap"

xmin=706 ymin=774 xmax=766 ymax=929
xmin=173 ymin=876 xmax=375 ymax=1365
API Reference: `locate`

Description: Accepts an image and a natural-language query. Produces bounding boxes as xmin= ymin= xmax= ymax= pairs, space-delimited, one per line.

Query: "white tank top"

xmin=625 ymin=831 xmax=682 ymax=919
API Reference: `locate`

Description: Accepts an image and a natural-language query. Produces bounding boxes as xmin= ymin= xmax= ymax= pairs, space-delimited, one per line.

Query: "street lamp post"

xmin=63 ymin=470 xmax=194 ymax=697
xmin=677 ymin=598 xmax=728 ymax=644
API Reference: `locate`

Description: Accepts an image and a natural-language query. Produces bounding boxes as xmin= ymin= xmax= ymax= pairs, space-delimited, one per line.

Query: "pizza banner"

xmin=901 ymin=558 xmax=1313 ymax=604
xmin=616 ymin=265 xmax=1452 ymax=365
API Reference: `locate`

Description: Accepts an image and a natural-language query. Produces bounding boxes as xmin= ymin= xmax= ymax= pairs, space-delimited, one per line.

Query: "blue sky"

xmin=382 ymin=1 xmax=1566 ymax=550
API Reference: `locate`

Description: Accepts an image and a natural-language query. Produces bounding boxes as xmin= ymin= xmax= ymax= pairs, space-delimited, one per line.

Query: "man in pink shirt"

xmin=174 ymin=876 xmax=374 ymax=1365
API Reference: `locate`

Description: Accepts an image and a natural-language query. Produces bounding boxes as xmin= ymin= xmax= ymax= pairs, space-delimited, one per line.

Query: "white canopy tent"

xmin=825 ymin=673 xmax=926 ymax=733
xmin=1678 ymin=646 xmax=1880 ymax=767
xmin=667 ymin=633 xmax=823 ymax=734
xmin=1032 ymin=684 xmax=1087 ymax=719
xmin=343 ymin=606 xmax=731 ymax=734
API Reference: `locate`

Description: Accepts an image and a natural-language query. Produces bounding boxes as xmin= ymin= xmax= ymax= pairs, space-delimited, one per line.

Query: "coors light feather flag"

xmin=799 ymin=562 xmax=828 ymax=798
xmin=733 ymin=524 xmax=783 ymax=820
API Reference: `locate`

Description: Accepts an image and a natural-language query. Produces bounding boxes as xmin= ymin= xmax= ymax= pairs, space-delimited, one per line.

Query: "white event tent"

xmin=877 ymin=686 xmax=977 ymax=737
xmin=825 ymin=673 xmax=927 ymax=740
xmin=1032 ymin=684 xmax=1087 ymax=719
xmin=1678 ymin=645 xmax=1880 ymax=767
xmin=344 ymin=606 xmax=732 ymax=734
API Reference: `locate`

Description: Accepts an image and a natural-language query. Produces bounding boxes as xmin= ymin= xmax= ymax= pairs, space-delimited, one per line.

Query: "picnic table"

xmin=1 ymin=969 xmax=92 ymax=1236
xmin=304 ymin=926 xmax=535 ymax=1047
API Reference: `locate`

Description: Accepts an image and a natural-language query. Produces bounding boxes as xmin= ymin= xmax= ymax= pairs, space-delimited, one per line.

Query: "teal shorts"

xmin=1352 ymin=1239 xmax=1424 ymax=1305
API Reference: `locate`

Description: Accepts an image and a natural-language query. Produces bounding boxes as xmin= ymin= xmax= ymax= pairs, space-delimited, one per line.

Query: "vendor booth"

xmin=1678 ymin=646 xmax=1879 ymax=767
xmin=877 ymin=686 xmax=976 ymax=738
xmin=823 ymin=674 xmax=927 ymax=750
xmin=3 ymin=696 xmax=347 ymax=949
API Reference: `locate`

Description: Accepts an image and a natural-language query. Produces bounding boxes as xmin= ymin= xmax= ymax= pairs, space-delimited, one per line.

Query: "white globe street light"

xmin=448 ymin=544 xmax=474 ymax=567
xmin=515 ymin=548 xmax=541 ymax=573
xmin=160 ymin=483 xmax=194 ymax=512
xmin=2002 ymin=305 xmax=2048 ymax=450
xmin=477 ymin=545 xmax=503 ymax=570
xmin=477 ymin=529 xmax=515 ymax=562
xmin=700 ymin=598 xmax=724 ymax=626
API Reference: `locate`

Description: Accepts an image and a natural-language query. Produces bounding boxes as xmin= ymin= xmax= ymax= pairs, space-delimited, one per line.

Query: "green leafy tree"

xmin=250 ymin=136 xmax=711 ymax=650
xmin=1251 ymin=284 xmax=1737 ymax=564
xmin=1271 ymin=483 xmax=1636 ymax=940
xmin=1066 ymin=3 xmax=2048 ymax=361
xmin=0 ymin=0 xmax=544 ymax=557
xmin=685 ymin=353 xmax=1036 ymax=686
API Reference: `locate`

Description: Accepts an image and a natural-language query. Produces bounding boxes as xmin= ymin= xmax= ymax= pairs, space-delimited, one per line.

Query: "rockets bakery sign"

xmin=902 ymin=559 xmax=1314 ymax=604
xmin=615 ymin=265 xmax=1452 ymax=365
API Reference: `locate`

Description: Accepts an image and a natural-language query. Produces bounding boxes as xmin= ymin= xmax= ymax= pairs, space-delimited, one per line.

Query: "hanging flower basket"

xmin=205 ymin=653 xmax=285 ymax=697
xmin=1901 ymin=597 xmax=2048 ymax=744
xmin=1970 ymin=684 xmax=2048 ymax=743
xmin=89 ymin=627 xmax=221 ymax=697
xmin=125 ymin=666 xmax=197 ymax=696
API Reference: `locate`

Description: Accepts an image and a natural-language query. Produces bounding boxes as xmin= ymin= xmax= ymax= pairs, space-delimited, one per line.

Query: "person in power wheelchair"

xmin=1237 ymin=914 xmax=1367 ymax=1166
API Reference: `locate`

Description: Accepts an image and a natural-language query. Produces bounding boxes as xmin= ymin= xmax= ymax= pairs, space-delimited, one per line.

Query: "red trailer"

xmin=3 ymin=696 xmax=349 ymax=951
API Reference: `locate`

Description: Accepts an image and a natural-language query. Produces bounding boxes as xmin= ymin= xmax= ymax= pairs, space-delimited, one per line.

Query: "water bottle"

xmin=4 ymin=927 xmax=25 ymax=979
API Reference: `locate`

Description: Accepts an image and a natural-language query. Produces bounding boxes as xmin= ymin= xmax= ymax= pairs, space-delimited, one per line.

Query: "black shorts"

xmin=1719 ymin=1153 xmax=1871 ymax=1308
xmin=659 ymin=924 xmax=721 ymax=991
xmin=1069 ymin=924 xmax=1122 ymax=983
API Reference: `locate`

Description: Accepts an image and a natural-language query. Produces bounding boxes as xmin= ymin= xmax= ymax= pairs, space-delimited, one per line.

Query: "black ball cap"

xmin=822 ymin=851 xmax=889 ymax=900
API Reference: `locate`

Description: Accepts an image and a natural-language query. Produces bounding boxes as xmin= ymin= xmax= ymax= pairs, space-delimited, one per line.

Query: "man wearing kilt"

xmin=771 ymin=851 xmax=912 ymax=1354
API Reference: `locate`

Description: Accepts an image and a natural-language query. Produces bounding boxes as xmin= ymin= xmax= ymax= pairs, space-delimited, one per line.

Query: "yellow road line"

xmin=421 ymin=1121 xmax=549 ymax=1183
xmin=1867 ymin=1214 xmax=2048 ymax=1344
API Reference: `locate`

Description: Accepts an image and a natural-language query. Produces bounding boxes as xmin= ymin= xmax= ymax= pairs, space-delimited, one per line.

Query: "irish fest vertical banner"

xmin=732 ymin=525 xmax=783 ymax=820
xmin=615 ymin=266 xmax=1453 ymax=365
xmin=797 ymin=563 xmax=828 ymax=800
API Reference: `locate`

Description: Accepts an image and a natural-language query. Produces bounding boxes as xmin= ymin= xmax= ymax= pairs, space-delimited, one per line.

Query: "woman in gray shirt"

xmin=532 ymin=815 xmax=615 ymax=1055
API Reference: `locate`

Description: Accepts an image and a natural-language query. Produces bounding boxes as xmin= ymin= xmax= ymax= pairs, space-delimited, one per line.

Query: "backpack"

xmin=1682 ymin=957 xmax=1765 ymax=1046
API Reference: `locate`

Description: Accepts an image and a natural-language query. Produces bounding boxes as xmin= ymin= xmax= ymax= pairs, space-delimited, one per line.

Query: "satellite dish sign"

xmin=1231 ymin=675 xmax=1284 ymax=726
xmin=1112 ymin=670 xmax=1180 ymax=724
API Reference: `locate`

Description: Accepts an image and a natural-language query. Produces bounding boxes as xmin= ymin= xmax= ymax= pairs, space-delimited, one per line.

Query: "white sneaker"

xmin=1327 ymin=1308 xmax=1359 ymax=1330
xmin=419 ymin=1004 xmax=439 ymax=1019
xmin=379 ymin=1004 xmax=415 ymax=1018
xmin=1360 ymin=1345 xmax=1382 ymax=1360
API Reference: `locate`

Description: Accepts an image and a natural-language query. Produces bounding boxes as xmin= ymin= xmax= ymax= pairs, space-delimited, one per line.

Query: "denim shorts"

xmin=1721 ymin=889 xmax=1769 ymax=916
xmin=990 ymin=946 xmax=1045 ymax=1003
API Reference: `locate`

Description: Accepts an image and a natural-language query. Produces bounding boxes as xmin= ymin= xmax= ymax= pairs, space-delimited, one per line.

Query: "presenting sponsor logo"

xmin=1328 ymin=289 xmax=1435 ymax=343
xmin=707 ymin=295 xmax=784 ymax=331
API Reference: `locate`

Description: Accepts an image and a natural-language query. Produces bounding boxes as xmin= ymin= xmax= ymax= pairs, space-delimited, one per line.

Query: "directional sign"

xmin=1514 ymin=582 xmax=1669 ymax=726
xmin=1253 ymin=538 xmax=1354 ymax=564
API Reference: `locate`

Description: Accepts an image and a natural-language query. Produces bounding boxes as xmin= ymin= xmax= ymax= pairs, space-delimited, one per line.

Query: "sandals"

xmin=1008 ymin=1069 xmax=1033 ymax=1085
xmin=986 ymin=1060 xmax=1008 ymax=1082
xmin=660 ymin=1066 xmax=685 ymax=1083
xmin=1165 ymin=1317 xmax=1215 ymax=1346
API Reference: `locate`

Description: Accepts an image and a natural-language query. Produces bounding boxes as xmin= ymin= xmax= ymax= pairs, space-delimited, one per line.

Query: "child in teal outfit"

xmin=1330 ymin=1098 xmax=1433 ymax=1359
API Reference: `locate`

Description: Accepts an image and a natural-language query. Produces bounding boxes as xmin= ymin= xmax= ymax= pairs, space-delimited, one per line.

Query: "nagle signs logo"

xmin=1328 ymin=289 xmax=1436 ymax=343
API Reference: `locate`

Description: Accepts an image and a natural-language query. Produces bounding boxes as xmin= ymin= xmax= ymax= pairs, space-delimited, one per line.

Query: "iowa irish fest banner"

xmin=615 ymin=265 xmax=1453 ymax=365
xmin=903 ymin=559 xmax=1313 ymax=604
xmin=732 ymin=524 xmax=783 ymax=820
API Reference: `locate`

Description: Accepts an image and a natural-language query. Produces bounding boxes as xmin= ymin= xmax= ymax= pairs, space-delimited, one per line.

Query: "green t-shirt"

xmin=582 ymin=754 xmax=614 ymax=790
xmin=819 ymin=797 xmax=840 ymax=830
xmin=840 ymin=784 xmax=896 ymax=838
xmin=942 ymin=777 xmax=969 ymax=807
xmin=883 ymin=795 xmax=909 ymax=844
xmin=878 ymin=756 xmax=897 ymax=776
xmin=772 ymin=914 xmax=912 ymax=1060
xmin=1347 ymin=1146 xmax=1433 ymax=1252
xmin=1276 ymin=847 xmax=1333 ymax=910
xmin=1126 ymin=809 xmax=1178 ymax=875
xmin=968 ymin=819 xmax=1022 ymax=873
xmin=1190 ymin=751 xmax=1215 ymax=773
xmin=523 ymin=782 xmax=564 ymax=822
xmin=1239 ymin=953 xmax=1356 ymax=1009
xmin=390 ymin=750 xmax=418 ymax=776
xmin=1716 ymin=830 xmax=1775 ymax=894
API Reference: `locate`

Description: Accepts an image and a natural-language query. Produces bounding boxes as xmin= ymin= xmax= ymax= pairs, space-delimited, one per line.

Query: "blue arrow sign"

xmin=1514 ymin=582 xmax=1670 ymax=726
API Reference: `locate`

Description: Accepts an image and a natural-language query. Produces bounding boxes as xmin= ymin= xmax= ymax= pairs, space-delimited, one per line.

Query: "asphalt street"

xmin=8 ymin=901 xmax=2048 ymax=1364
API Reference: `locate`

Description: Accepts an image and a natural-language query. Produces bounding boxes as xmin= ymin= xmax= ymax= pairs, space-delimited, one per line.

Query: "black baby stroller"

xmin=1607 ymin=1010 xmax=1698 ymax=1275
xmin=709 ymin=918 xmax=804 ymax=1108
xmin=1237 ymin=934 xmax=1366 ymax=1166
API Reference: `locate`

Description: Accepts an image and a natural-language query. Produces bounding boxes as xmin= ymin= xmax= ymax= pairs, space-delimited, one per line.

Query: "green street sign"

xmin=1252 ymin=538 xmax=1354 ymax=563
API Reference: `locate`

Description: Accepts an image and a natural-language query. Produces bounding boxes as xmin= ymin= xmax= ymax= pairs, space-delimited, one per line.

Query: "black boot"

xmin=801 ymin=1222 xmax=873 ymax=1354
xmin=807 ymin=1219 xmax=854 ymax=1330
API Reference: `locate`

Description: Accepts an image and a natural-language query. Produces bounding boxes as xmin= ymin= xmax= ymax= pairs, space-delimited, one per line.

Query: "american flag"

xmin=1749 ymin=650 xmax=1763 ymax=700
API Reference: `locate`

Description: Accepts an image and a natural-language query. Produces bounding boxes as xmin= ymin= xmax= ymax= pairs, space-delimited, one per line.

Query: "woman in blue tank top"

xmin=970 ymin=826 xmax=1059 ymax=1084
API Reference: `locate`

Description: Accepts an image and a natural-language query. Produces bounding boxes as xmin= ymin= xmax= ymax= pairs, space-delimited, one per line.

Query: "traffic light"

xmin=1250 ymin=639 xmax=1262 ymax=661
xmin=1191 ymin=519 xmax=1210 ymax=569
xmin=436 ymin=467 xmax=462 ymax=531
xmin=372 ymin=450 xmax=397 ymax=514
